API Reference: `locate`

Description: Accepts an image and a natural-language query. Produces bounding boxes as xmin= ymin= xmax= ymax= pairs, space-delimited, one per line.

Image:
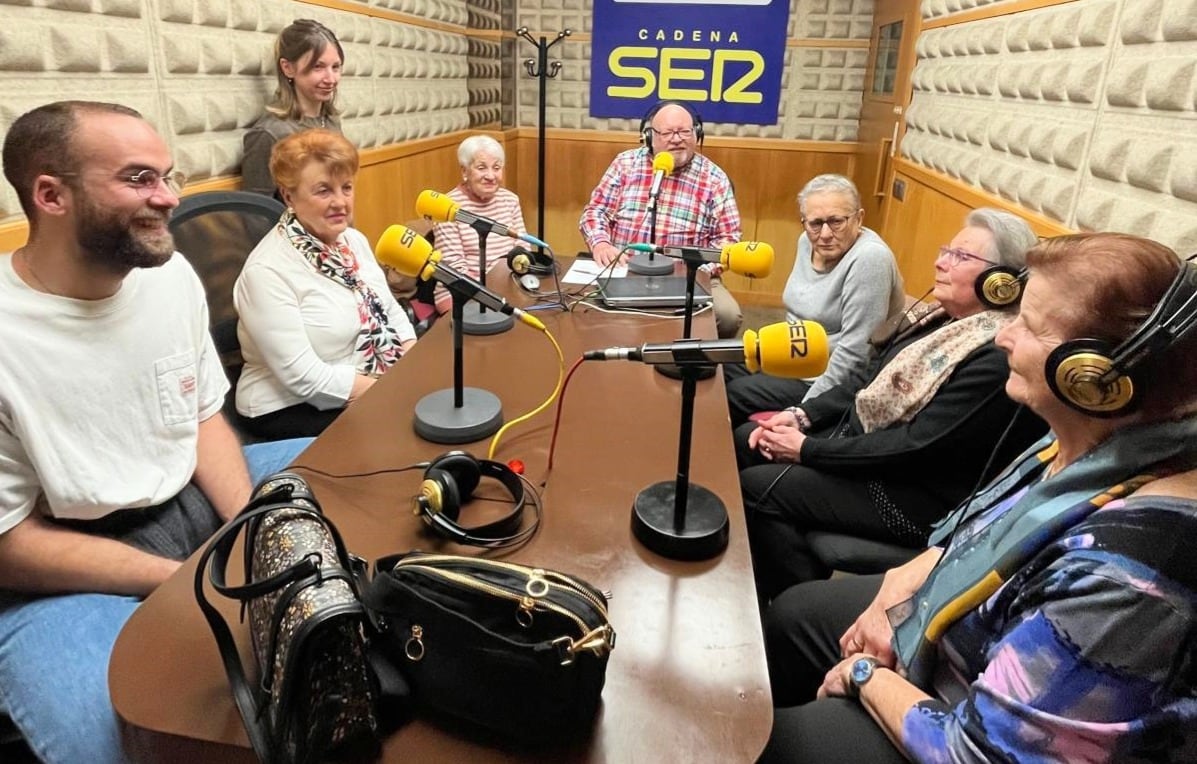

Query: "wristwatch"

xmin=848 ymin=656 xmax=879 ymax=698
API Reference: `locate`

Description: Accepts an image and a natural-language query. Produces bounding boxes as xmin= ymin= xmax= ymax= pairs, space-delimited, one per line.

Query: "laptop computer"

xmin=599 ymin=276 xmax=713 ymax=309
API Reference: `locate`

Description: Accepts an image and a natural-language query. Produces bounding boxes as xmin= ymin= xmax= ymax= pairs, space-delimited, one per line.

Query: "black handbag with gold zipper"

xmin=363 ymin=552 xmax=616 ymax=744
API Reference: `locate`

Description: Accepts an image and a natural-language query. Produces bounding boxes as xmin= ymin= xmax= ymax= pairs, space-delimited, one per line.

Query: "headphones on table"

xmin=639 ymin=99 xmax=704 ymax=156
xmin=506 ymin=245 xmax=554 ymax=276
xmin=1046 ymin=258 xmax=1197 ymax=417
xmin=975 ymin=265 xmax=1027 ymax=309
xmin=412 ymin=451 xmax=533 ymax=548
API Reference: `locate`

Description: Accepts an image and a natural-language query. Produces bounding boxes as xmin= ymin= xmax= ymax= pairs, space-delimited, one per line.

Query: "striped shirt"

xmin=430 ymin=185 xmax=526 ymax=311
xmin=579 ymin=147 xmax=740 ymax=251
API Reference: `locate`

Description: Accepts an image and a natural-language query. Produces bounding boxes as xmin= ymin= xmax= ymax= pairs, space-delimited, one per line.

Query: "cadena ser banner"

xmin=590 ymin=0 xmax=789 ymax=125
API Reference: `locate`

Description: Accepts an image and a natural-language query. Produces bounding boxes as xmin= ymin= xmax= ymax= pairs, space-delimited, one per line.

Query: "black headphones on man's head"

xmin=1045 ymin=258 xmax=1197 ymax=417
xmin=412 ymin=451 xmax=529 ymax=547
xmin=639 ymin=99 xmax=705 ymax=156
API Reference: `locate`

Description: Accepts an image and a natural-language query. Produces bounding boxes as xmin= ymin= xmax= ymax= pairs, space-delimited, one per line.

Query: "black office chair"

xmin=169 ymin=190 xmax=285 ymax=438
xmin=806 ymin=531 xmax=920 ymax=575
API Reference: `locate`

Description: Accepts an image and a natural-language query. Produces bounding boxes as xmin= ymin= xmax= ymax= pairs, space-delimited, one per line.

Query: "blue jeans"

xmin=0 ymin=437 xmax=312 ymax=761
xmin=242 ymin=437 xmax=313 ymax=486
xmin=0 ymin=592 xmax=140 ymax=763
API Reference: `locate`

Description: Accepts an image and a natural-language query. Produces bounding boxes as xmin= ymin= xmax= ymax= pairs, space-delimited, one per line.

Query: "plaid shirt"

xmin=579 ymin=147 xmax=741 ymax=250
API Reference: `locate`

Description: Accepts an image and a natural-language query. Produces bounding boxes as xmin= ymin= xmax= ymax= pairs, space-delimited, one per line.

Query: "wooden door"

xmin=856 ymin=1 xmax=920 ymax=239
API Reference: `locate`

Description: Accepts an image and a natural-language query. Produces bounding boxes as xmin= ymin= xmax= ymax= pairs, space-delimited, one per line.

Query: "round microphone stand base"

xmin=413 ymin=387 xmax=503 ymax=444
xmin=458 ymin=303 xmax=515 ymax=336
xmin=654 ymin=363 xmax=716 ymax=381
xmin=631 ymin=481 xmax=729 ymax=561
xmin=626 ymin=252 xmax=675 ymax=276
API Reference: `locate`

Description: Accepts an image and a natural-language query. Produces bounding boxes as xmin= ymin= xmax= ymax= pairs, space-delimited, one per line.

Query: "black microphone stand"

xmin=412 ymin=286 xmax=503 ymax=444
xmin=632 ymin=363 xmax=728 ymax=561
xmin=459 ymin=220 xmax=514 ymax=335
xmin=655 ymin=253 xmax=717 ymax=381
xmin=517 ymin=26 xmax=570 ymax=262
xmin=627 ymin=192 xmax=672 ymax=276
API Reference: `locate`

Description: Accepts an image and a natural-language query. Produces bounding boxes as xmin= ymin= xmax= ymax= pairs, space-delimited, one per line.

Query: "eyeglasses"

xmin=937 ymin=246 xmax=998 ymax=267
xmin=650 ymin=128 xmax=694 ymax=140
xmin=56 ymin=168 xmax=187 ymax=198
xmin=801 ymin=214 xmax=858 ymax=235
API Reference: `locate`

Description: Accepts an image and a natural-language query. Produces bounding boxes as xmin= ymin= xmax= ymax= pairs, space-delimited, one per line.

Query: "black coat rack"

xmin=517 ymin=26 xmax=571 ymax=252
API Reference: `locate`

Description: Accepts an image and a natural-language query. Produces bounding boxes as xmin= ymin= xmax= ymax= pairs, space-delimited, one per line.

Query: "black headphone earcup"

xmin=1045 ymin=339 xmax=1136 ymax=416
xmin=427 ymin=451 xmax=482 ymax=501
xmin=975 ymin=266 xmax=1024 ymax=309
xmin=423 ymin=467 xmax=462 ymax=521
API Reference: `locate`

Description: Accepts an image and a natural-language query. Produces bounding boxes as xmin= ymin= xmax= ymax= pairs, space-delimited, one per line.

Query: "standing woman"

xmin=243 ymin=19 xmax=344 ymax=198
xmin=428 ymin=135 xmax=527 ymax=314
xmin=234 ymin=129 xmax=417 ymax=440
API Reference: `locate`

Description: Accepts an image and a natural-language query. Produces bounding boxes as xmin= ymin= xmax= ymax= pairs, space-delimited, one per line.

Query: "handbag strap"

xmin=194 ymin=503 xmax=293 ymax=763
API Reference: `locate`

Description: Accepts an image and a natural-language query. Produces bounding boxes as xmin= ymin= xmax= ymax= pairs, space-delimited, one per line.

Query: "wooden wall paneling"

xmin=883 ymin=170 xmax=975 ymax=296
xmin=354 ymin=140 xmax=462 ymax=246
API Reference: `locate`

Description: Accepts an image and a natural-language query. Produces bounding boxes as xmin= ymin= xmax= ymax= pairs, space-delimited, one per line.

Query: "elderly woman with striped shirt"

xmin=429 ymin=135 xmax=528 ymax=315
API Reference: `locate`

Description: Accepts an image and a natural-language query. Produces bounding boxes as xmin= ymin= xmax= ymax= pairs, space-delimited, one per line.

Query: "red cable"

xmin=547 ymin=356 xmax=588 ymax=471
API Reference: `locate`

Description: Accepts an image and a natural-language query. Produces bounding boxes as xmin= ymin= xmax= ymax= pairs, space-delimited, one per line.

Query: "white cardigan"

xmin=234 ymin=226 xmax=416 ymax=417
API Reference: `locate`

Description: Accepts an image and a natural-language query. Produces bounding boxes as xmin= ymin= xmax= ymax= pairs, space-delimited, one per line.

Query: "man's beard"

xmin=75 ymin=198 xmax=174 ymax=272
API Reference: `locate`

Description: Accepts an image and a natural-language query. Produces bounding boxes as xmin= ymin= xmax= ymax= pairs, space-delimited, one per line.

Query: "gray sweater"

xmin=782 ymin=227 xmax=904 ymax=400
xmin=241 ymin=112 xmax=343 ymax=197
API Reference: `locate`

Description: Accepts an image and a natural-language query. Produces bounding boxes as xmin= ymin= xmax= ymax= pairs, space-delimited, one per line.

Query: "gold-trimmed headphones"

xmin=975 ymin=266 xmax=1027 ymax=309
xmin=1045 ymin=259 xmax=1197 ymax=417
xmin=412 ymin=451 xmax=530 ymax=547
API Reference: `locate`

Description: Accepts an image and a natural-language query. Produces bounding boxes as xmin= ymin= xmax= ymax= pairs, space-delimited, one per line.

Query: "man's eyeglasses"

xmin=938 ymin=246 xmax=998 ymax=268
xmin=56 ymin=168 xmax=187 ymax=198
xmin=650 ymin=128 xmax=694 ymax=140
xmin=801 ymin=214 xmax=858 ymax=235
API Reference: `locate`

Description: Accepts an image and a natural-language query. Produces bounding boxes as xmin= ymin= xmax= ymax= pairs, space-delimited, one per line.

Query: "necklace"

xmin=16 ymin=248 xmax=58 ymax=296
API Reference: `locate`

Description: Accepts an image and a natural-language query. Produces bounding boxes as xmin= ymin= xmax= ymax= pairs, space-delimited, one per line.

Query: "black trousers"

xmin=241 ymin=402 xmax=342 ymax=440
xmin=736 ymin=421 xmax=933 ymax=600
xmin=724 ymin=364 xmax=812 ymax=429
xmin=758 ymin=575 xmax=906 ymax=763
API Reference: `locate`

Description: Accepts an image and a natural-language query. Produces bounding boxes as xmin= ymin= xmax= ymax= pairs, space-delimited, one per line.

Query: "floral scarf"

xmin=855 ymin=307 xmax=1012 ymax=433
xmin=281 ymin=210 xmax=402 ymax=376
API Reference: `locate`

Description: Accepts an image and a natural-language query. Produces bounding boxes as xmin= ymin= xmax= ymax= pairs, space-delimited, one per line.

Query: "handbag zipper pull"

xmin=405 ymin=624 xmax=425 ymax=662
xmin=516 ymin=596 xmax=536 ymax=627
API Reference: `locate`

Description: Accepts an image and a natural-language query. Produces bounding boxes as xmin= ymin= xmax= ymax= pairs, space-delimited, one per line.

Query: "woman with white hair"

xmin=726 ymin=174 xmax=905 ymax=427
xmin=429 ymin=135 xmax=528 ymax=314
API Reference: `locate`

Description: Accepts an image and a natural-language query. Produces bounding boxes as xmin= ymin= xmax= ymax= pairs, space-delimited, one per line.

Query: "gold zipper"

xmin=392 ymin=561 xmax=614 ymax=659
xmin=396 ymin=554 xmax=610 ymax=617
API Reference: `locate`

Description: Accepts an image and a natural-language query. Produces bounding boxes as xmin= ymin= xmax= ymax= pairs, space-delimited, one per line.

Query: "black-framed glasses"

xmin=801 ymin=214 xmax=858 ymax=235
xmin=56 ymin=168 xmax=187 ymax=198
xmin=650 ymin=128 xmax=693 ymax=140
xmin=938 ymin=246 xmax=998 ymax=267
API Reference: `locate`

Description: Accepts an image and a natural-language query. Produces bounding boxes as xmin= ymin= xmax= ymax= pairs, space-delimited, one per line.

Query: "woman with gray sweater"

xmin=726 ymin=175 xmax=904 ymax=427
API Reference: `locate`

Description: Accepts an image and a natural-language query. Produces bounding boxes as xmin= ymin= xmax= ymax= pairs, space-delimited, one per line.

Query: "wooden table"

xmin=110 ymin=277 xmax=772 ymax=763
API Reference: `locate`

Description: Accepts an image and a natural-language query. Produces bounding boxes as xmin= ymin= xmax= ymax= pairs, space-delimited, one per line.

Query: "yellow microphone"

xmin=415 ymin=189 xmax=550 ymax=249
xmin=375 ymin=224 xmax=546 ymax=331
xmin=656 ymin=241 xmax=774 ymax=279
xmin=582 ymin=321 xmax=828 ymax=379
xmin=649 ymin=151 xmax=674 ymax=200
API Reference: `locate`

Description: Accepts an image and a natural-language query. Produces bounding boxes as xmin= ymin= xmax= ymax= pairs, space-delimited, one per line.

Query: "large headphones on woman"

xmin=412 ymin=451 xmax=528 ymax=546
xmin=975 ymin=266 xmax=1027 ymax=309
xmin=1045 ymin=258 xmax=1197 ymax=416
xmin=639 ymin=99 xmax=704 ymax=156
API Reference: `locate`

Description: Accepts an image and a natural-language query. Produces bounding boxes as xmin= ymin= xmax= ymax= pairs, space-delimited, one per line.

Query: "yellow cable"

xmin=487 ymin=326 xmax=565 ymax=460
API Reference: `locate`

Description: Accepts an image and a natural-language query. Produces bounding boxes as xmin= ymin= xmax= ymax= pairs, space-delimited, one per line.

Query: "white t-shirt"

xmin=0 ymin=252 xmax=228 ymax=532
xmin=234 ymin=226 xmax=417 ymax=417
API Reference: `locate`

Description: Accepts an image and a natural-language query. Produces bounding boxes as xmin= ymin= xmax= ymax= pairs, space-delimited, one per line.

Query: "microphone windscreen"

xmin=722 ymin=241 xmax=774 ymax=279
xmin=375 ymin=224 xmax=438 ymax=280
xmin=652 ymin=151 xmax=674 ymax=175
xmin=744 ymin=321 xmax=829 ymax=379
xmin=415 ymin=189 xmax=459 ymax=223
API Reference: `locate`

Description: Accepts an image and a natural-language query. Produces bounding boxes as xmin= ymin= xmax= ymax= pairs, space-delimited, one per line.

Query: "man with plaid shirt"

xmin=579 ymin=101 xmax=743 ymax=338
